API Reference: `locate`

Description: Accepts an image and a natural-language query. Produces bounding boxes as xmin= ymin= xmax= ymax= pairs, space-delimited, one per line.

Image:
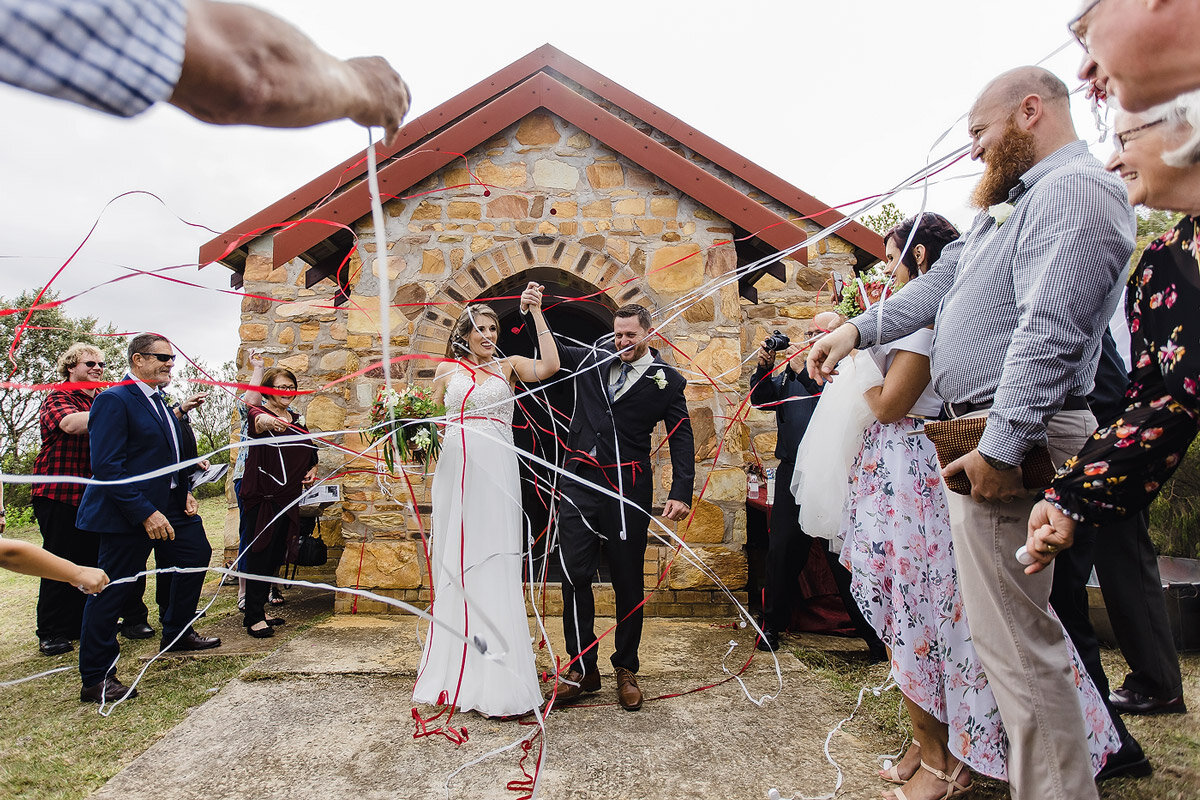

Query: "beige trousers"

xmin=946 ymin=410 xmax=1099 ymax=800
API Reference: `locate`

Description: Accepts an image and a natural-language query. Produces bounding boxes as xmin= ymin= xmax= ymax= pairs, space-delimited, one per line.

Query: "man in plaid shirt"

xmin=31 ymin=343 xmax=150 ymax=656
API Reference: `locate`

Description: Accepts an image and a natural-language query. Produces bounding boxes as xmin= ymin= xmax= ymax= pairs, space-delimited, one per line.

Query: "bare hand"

xmin=781 ymin=343 xmax=805 ymax=374
xmin=74 ymin=566 xmax=110 ymax=594
xmin=182 ymin=392 xmax=208 ymax=413
xmin=805 ymin=324 xmax=859 ymax=385
xmin=185 ymin=493 xmax=199 ymax=517
xmin=1024 ymin=500 xmax=1078 ymax=574
xmin=757 ymin=344 xmax=776 ymax=369
xmin=942 ymin=449 xmax=1027 ymax=504
xmin=302 ymin=467 xmax=318 ymax=486
xmin=198 ymin=459 xmax=211 ymax=471
xmin=662 ymin=499 xmax=691 ymax=521
xmin=520 ymin=281 xmax=545 ymax=314
xmin=249 ymin=350 xmax=266 ymax=369
xmin=143 ymin=511 xmax=175 ymax=541
xmin=346 ymin=57 xmax=412 ymax=145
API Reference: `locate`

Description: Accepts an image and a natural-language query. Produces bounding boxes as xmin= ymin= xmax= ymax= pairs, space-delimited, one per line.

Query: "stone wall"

xmin=232 ymin=110 xmax=857 ymax=617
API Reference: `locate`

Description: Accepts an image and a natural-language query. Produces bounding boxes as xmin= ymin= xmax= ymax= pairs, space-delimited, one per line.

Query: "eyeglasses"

xmin=82 ymin=360 xmax=105 ymax=369
xmin=1115 ymin=118 xmax=1167 ymax=151
xmin=271 ymin=384 xmax=297 ymax=391
xmin=1068 ymin=0 xmax=1106 ymax=51
xmin=137 ymin=352 xmax=176 ymax=362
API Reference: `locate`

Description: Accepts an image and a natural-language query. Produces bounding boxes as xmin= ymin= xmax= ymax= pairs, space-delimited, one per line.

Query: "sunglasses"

xmin=82 ymin=360 xmax=105 ymax=369
xmin=1115 ymin=118 xmax=1167 ymax=151
xmin=137 ymin=352 xmax=176 ymax=362
xmin=1067 ymin=0 xmax=1105 ymax=51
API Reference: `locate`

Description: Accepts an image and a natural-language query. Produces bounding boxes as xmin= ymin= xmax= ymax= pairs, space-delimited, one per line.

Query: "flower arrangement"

xmin=835 ymin=264 xmax=900 ymax=319
xmin=651 ymin=368 xmax=668 ymax=389
xmin=370 ymin=385 xmax=444 ymax=473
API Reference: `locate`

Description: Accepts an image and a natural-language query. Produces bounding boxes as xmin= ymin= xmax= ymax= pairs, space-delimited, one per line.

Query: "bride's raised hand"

xmin=520 ymin=281 xmax=544 ymax=314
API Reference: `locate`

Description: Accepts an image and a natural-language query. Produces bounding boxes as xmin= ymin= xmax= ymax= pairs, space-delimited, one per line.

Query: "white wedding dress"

xmin=412 ymin=368 xmax=542 ymax=717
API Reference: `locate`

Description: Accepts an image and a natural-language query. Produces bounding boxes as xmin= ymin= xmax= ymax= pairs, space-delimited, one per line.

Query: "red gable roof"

xmin=199 ymin=44 xmax=882 ymax=275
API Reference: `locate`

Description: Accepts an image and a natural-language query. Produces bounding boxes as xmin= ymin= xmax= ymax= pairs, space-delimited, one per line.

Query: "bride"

xmin=412 ymin=281 xmax=559 ymax=718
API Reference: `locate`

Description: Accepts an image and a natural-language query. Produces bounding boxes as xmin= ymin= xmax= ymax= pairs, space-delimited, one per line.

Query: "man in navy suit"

xmin=546 ymin=304 xmax=694 ymax=711
xmin=77 ymin=333 xmax=220 ymax=703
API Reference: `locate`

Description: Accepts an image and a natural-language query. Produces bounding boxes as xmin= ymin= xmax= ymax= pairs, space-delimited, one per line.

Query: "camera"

xmin=762 ymin=330 xmax=790 ymax=351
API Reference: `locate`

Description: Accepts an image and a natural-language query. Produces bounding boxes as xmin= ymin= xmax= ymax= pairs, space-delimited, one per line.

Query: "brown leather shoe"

xmin=544 ymin=668 xmax=601 ymax=705
xmin=615 ymin=667 xmax=643 ymax=711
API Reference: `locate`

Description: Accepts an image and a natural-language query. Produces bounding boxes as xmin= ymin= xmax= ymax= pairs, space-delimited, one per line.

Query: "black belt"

xmin=942 ymin=394 xmax=1089 ymax=419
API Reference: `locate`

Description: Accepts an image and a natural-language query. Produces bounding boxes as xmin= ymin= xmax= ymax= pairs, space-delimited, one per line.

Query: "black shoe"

xmin=161 ymin=632 xmax=221 ymax=652
xmin=1110 ymin=687 xmax=1188 ymax=716
xmin=755 ymin=628 xmax=780 ymax=652
xmin=80 ymin=675 xmax=137 ymax=704
xmin=1096 ymin=736 xmax=1153 ymax=782
xmin=38 ymin=637 xmax=72 ymax=656
xmin=265 ymin=617 xmax=285 ymax=627
xmin=119 ymin=621 xmax=155 ymax=640
xmin=246 ymin=623 xmax=275 ymax=639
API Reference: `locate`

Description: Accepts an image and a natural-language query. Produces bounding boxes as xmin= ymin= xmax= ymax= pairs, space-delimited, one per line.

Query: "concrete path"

xmin=92 ymin=609 xmax=895 ymax=800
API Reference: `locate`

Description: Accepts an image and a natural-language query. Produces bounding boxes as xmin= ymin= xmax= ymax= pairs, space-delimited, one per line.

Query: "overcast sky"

xmin=0 ymin=1 xmax=1102 ymax=372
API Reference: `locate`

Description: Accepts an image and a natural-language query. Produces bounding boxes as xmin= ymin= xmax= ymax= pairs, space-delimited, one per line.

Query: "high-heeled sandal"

xmin=246 ymin=623 xmax=275 ymax=639
xmin=888 ymin=760 xmax=973 ymax=800
xmin=880 ymin=740 xmax=920 ymax=784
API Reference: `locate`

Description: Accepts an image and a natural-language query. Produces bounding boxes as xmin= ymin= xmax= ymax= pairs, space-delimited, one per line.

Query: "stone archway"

xmin=406 ymin=235 xmax=651 ymax=380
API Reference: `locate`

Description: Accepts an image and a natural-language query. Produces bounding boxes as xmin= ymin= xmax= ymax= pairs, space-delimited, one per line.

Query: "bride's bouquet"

xmin=370 ymin=385 xmax=444 ymax=473
xmin=835 ymin=263 xmax=900 ymax=319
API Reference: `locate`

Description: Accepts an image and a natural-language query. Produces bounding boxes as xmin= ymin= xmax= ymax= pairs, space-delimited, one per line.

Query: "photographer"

xmin=748 ymin=325 xmax=823 ymax=652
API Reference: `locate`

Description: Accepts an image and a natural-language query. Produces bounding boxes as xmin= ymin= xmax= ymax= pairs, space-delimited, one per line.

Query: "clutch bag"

xmin=922 ymin=416 xmax=1056 ymax=495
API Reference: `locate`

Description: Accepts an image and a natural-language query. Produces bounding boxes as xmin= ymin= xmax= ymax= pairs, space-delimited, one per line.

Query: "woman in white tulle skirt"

xmin=412 ymin=283 xmax=558 ymax=718
xmin=836 ymin=215 xmax=1118 ymax=798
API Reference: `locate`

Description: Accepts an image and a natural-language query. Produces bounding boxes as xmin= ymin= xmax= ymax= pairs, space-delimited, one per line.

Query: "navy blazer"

xmin=558 ymin=343 xmax=695 ymax=505
xmin=749 ymin=362 xmax=822 ymax=461
xmin=76 ymin=378 xmax=189 ymax=534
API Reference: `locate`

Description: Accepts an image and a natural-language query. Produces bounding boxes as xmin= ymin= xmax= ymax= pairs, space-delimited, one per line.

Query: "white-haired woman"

xmin=412 ymin=281 xmax=559 ymax=718
xmin=1032 ymin=92 xmax=1200 ymax=553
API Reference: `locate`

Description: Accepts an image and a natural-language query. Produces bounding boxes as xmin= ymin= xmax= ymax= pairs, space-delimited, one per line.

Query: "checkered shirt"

xmin=0 ymin=0 xmax=187 ymax=117
xmin=853 ymin=140 xmax=1136 ymax=466
xmin=31 ymin=387 xmax=95 ymax=506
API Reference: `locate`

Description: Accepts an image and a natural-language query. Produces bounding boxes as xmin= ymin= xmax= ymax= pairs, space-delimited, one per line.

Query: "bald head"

xmin=976 ymin=66 xmax=1070 ymax=114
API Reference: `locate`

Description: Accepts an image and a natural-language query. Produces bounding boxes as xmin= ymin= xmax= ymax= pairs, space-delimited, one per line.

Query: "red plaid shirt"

xmin=31 ymin=387 xmax=95 ymax=506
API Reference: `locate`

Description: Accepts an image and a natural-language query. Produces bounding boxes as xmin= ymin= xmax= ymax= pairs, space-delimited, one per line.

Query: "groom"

xmin=549 ymin=304 xmax=694 ymax=711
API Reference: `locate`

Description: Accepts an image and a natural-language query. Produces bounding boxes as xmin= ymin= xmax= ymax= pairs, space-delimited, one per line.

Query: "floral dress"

xmin=840 ymin=332 xmax=1118 ymax=780
xmin=1048 ymin=216 xmax=1200 ymax=519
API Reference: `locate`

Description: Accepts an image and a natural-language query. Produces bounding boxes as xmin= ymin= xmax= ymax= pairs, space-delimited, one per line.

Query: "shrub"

xmin=1149 ymin=437 xmax=1200 ymax=560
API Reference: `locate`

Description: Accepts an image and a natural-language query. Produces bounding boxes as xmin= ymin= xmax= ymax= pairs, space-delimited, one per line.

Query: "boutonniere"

xmin=651 ymin=368 xmax=668 ymax=390
xmin=294 ymin=416 xmax=305 ymax=428
xmin=987 ymin=202 xmax=1015 ymax=227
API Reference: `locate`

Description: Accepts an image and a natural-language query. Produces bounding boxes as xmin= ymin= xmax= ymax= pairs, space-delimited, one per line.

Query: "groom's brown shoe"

xmin=615 ymin=667 xmax=643 ymax=711
xmin=545 ymin=668 xmax=601 ymax=705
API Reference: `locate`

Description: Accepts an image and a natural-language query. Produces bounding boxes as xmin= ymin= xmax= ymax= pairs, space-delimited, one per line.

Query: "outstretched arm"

xmin=170 ymin=0 xmax=411 ymax=143
xmin=508 ymin=282 xmax=561 ymax=382
xmin=0 ymin=539 xmax=109 ymax=593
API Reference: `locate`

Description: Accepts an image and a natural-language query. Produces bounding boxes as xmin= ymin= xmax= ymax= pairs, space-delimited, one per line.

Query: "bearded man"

xmin=807 ymin=67 xmax=1134 ymax=800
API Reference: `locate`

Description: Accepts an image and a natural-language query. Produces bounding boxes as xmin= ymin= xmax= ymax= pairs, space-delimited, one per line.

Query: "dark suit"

xmin=77 ymin=378 xmax=211 ymax=686
xmin=556 ymin=343 xmax=694 ymax=674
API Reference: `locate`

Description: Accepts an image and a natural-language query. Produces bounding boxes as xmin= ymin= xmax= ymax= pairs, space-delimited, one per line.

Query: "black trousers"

xmin=1092 ymin=510 xmax=1183 ymax=699
xmin=557 ymin=466 xmax=651 ymax=675
xmin=1048 ymin=526 xmax=1132 ymax=744
xmin=242 ymin=513 xmax=288 ymax=627
xmin=32 ymin=497 xmax=147 ymax=640
xmin=764 ymin=462 xmax=883 ymax=652
xmin=79 ymin=515 xmax=211 ymax=686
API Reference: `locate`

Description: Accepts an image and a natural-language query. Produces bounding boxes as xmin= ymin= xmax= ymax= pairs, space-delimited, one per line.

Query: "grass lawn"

xmin=0 ymin=497 xmax=259 ymax=800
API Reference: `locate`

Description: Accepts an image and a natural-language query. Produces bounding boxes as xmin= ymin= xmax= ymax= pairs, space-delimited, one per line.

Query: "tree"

xmin=861 ymin=202 xmax=905 ymax=236
xmin=0 ymin=290 xmax=125 ymax=478
xmin=167 ymin=359 xmax=237 ymax=465
xmin=1131 ymin=208 xmax=1180 ymax=271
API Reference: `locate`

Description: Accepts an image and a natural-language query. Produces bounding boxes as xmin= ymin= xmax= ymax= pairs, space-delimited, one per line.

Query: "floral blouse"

xmin=1048 ymin=216 xmax=1200 ymax=521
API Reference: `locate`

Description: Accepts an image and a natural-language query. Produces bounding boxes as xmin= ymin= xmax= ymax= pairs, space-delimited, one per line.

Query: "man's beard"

xmin=971 ymin=118 xmax=1038 ymax=209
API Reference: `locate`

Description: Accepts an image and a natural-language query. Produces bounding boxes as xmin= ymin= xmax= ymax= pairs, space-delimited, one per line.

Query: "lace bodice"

xmin=443 ymin=368 xmax=514 ymax=439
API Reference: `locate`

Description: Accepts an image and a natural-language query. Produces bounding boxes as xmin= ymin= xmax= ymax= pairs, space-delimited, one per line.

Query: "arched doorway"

xmin=478 ymin=268 xmax=615 ymax=582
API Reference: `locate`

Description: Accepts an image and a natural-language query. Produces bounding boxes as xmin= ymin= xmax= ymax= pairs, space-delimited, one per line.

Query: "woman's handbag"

xmin=922 ymin=416 xmax=1056 ymax=495
xmin=294 ymin=518 xmax=328 ymax=568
